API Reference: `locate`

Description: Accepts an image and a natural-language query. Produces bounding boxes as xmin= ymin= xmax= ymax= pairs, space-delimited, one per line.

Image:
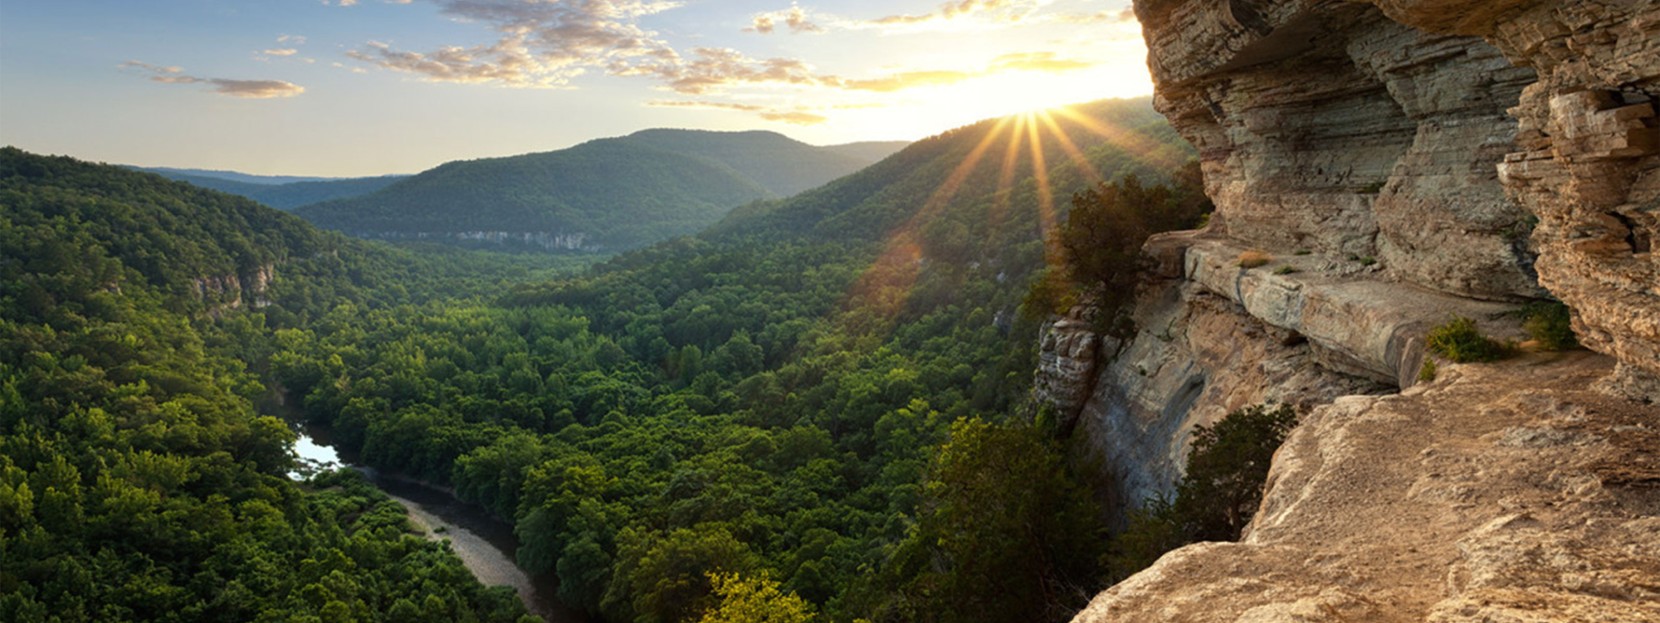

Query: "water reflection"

xmin=287 ymin=427 xmax=582 ymax=623
xmin=288 ymin=430 xmax=343 ymax=479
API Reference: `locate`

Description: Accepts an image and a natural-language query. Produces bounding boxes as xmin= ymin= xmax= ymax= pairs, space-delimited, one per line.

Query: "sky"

xmin=0 ymin=0 xmax=1152 ymax=177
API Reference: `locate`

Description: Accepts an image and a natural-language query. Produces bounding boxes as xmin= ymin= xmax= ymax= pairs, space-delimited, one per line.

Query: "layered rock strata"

xmin=1046 ymin=0 xmax=1660 ymax=619
xmin=1140 ymin=0 xmax=1660 ymax=388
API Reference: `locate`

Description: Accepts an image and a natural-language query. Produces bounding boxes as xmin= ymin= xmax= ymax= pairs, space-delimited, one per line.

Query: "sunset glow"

xmin=0 ymin=0 xmax=1151 ymax=176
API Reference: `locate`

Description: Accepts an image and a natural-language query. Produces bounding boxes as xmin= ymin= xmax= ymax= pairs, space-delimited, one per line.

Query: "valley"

xmin=4 ymin=1 xmax=1659 ymax=621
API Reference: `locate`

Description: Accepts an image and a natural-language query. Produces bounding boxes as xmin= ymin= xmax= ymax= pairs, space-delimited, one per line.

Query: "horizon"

xmin=0 ymin=1 xmax=1151 ymax=178
xmin=89 ymin=97 xmax=1143 ymax=180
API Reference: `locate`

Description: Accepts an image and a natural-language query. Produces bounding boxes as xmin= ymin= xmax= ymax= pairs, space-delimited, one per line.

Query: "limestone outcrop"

xmin=1071 ymin=353 xmax=1660 ymax=622
xmin=1140 ymin=0 xmax=1660 ymax=388
xmin=1044 ymin=1 xmax=1660 ymax=620
xmin=1070 ymin=277 xmax=1386 ymax=511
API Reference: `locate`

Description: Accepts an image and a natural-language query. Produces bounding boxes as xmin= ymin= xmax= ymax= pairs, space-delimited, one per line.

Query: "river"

xmin=290 ymin=427 xmax=584 ymax=623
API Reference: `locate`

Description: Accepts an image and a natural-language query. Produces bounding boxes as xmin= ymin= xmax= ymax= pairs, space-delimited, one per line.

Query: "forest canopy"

xmin=2 ymin=96 xmax=1201 ymax=623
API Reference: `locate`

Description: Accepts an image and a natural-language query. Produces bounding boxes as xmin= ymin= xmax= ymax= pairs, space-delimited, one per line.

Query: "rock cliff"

xmin=1072 ymin=353 xmax=1660 ymax=622
xmin=1041 ymin=0 xmax=1660 ymax=620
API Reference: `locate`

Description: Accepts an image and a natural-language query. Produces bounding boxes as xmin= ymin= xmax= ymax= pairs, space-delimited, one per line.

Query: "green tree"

xmin=1107 ymin=403 xmax=1300 ymax=579
xmin=696 ymin=572 xmax=816 ymax=623
xmin=1035 ymin=162 xmax=1210 ymax=338
xmin=885 ymin=418 xmax=1106 ymax=623
xmin=1174 ymin=403 xmax=1298 ymax=541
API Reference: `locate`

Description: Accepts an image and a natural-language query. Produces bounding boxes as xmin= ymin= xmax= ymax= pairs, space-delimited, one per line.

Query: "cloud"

xmin=746 ymin=5 xmax=824 ymax=34
xmin=349 ymin=0 xmax=682 ymax=87
xmin=122 ymin=61 xmax=305 ymax=98
xmin=343 ymin=0 xmax=1107 ymax=126
xmin=623 ymin=47 xmax=830 ymax=94
xmin=277 ymin=34 xmax=308 ymax=44
xmin=988 ymin=51 xmax=1094 ymax=73
xmin=838 ymin=69 xmax=973 ymax=92
xmin=871 ymin=0 xmax=1029 ymax=26
xmin=1048 ymin=7 xmax=1138 ymax=25
xmin=835 ymin=52 xmax=1095 ymax=92
xmin=647 ymin=99 xmax=827 ymax=125
xmin=262 ymin=48 xmax=300 ymax=57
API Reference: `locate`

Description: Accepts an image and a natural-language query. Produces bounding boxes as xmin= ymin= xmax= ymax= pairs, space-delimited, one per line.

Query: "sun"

xmin=835 ymin=100 xmax=1181 ymax=330
xmin=823 ymin=58 xmax=1156 ymax=144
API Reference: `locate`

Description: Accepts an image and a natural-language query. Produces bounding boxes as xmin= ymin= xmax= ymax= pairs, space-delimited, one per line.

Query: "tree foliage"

xmin=1032 ymin=161 xmax=1211 ymax=338
xmin=698 ymin=572 xmax=817 ymax=623
xmin=1107 ymin=404 xmax=1299 ymax=580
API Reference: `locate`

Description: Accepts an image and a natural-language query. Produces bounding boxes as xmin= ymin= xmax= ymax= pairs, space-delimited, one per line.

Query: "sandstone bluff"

xmin=1039 ymin=1 xmax=1660 ymax=621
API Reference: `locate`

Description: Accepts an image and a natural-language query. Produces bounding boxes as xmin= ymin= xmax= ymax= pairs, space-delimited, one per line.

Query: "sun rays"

xmin=837 ymin=103 xmax=1173 ymax=331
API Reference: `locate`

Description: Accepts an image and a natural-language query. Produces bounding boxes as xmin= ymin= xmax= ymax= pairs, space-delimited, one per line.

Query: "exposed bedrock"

xmin=1054 ymin=274 xmax=1387 ymax=512
xmin=1140 ymin=0 xmax=1660 ymax=388
xmin=1071 ymin=353 xmax=1660 ymax=622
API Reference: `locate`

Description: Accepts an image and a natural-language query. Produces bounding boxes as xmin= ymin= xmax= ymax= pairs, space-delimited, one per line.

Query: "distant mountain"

xmin=820 ymin=141 xmax=914 ymax=166
xmin=135 ymin=166 xmax=337 ymax=185
xmin=134 ymin=167 xmax=409 ymax=210
xmin=292 ymin=130 xmax=908 ymax=252
xmin=619 ymin=130 xmax=901 ymax=197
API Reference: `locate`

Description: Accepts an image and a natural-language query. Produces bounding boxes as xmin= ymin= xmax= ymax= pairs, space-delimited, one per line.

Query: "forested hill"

xmin=0 ymin=147 xmax=556 ymax=621
xmin=708 ymin=97 xmax=1191 ymax=244
xmin=134 ymin=167 xmax=409 ymax=210
xmin=267 ymin=96 xmax=1198 ymax=623
xmin=618 ymin=130 xmax=905 ymax=197
xmin=292 ymin=130 xmax=907 ymax=252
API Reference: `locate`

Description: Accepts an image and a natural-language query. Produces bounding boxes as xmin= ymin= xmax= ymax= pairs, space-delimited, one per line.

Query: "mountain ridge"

xmin=291 ymin=128 xmax=908 ymax=252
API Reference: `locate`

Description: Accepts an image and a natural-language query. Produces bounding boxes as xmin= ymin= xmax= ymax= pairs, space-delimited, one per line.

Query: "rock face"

xmin=1140 ymin=0 xmax=1660 ymax=387
xmin=191 ymin=262 xmax=276 ymax=313
xmin=1072 ymin=353 xmax=1660 ymax=622
xmin=1041 ymin=1 xmax=1660 ymax=620
xmin=1142 ymin=0 xmax=1543 ymax=302
xmin=1069 ymin=275 xmax=1386 ymax=511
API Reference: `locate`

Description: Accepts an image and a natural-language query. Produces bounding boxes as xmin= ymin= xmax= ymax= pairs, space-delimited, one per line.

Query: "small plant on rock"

xmin=1274 ymin=265 xmax=1298 ymax=275
xmin=1427 ymin=316 xmax=1504 ymax=362
xmin=1418 ymin=359 xmax=1438 ymax=383
xmin=1521 ymin=301 xmax=1577 ymax=351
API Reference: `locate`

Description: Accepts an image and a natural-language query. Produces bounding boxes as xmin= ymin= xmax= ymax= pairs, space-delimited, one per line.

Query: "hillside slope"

xmin=294 ymin=130 xmax=908 ymax=252
xmin=0 ymin=147 xmax=535 ymax=621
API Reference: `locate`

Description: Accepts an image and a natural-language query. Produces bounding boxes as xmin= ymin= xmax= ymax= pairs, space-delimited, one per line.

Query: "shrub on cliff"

xmin=1522 ymin=301 xmax=1577 ymax=351
xmin=1107 ymin=403 xmax=1300 ymax=580
xmin=1027 ymin=161 xmax=1212 ymax=339
xmin=1427 ymin=316 xmax=1505 ymax=362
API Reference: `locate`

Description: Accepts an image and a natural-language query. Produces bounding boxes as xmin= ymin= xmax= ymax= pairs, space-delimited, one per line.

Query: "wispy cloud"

xmin=648 ymin=99 xmax=827 ymax=125
xmin=121 ymin=61 xmax=305 ymax=99
xmin=262 ymin=48 xmax=300 ymax=57
xmin=1045 ymin=7 xmax=1138 ymax=25
xmin=622 ymin=47 xmax=830 ymax=94
xmin=872 ymin=0 xmax=1026 ymax=25
xmin=746 ymin=4 xmax=824 ymax=34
